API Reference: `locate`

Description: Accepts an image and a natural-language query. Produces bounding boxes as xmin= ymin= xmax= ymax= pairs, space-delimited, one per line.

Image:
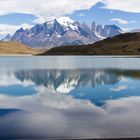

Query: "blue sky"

xmin=69 ymin=3 xmax=140 ymax=31
xmin=0 ymin=0 xmax=139 ymax=38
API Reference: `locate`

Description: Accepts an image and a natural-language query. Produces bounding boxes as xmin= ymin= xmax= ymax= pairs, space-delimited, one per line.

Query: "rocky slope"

xmin=2 ymin=17 xmax=123 ymax=49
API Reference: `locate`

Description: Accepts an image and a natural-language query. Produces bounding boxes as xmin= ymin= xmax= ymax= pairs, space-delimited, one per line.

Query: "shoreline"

xmin=0 ymin=55 xmax=140 ymax=58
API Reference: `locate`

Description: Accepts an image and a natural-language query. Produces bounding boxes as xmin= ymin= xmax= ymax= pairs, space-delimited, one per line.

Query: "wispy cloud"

xmin=0 ymin=0 xmax=139 ymax=24
xmin=0 ymin=23 xmax=33 ymax=37
xmin=110 ymin=85 xmax=128 ymax=92
xmin=110 ymin=18 xmax=129 ymax=25
xmin=77 ymin=13 xmax=85 ymax=17
xmin=110 ymin=18 xmax=136 ymax=25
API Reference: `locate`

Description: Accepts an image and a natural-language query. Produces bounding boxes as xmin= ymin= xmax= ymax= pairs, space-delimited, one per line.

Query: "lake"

xmin=0 ymin=56 xmax=140 ymax=139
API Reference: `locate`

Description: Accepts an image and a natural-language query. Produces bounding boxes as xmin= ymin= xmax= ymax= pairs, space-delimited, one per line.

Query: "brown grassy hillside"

xmin=0 ymin=41 xmax=40 ymax=55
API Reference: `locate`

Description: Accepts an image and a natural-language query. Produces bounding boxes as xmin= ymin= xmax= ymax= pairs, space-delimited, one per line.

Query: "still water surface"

xmin=0 ymin=56 xmax=140 ymax=139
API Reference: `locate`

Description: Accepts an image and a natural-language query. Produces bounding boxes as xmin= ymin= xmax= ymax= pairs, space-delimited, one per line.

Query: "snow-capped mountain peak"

xmin=56 ymin=16 xmax=74 ymax=26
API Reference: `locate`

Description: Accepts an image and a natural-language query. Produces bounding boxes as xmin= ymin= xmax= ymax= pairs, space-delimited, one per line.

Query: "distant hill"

xmin=0 ymin=41 xmax=40 ymax=55
xmin=40 ymin=32 xmax=140 ymax=55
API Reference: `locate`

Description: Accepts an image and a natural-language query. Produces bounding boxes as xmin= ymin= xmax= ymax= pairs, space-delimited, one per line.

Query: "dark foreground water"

xmin=0 ymin=56 xmax=140 ymax=139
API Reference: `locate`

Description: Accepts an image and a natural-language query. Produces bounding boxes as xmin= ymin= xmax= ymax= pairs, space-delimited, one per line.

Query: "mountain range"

xmin=2 ymin=17 xmax=123 ymax=49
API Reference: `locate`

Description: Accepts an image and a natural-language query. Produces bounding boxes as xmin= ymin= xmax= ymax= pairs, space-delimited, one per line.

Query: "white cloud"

xmin=0 ymin=72 xmax=34 ymax=86
xmin=0 ymin=23 xmax=33 ymax=37
xmin=0 ymin=0 xmax=139 ymax=25
xmin=110 ymin=18 xmax=136 ymax=25
xmin=103 ymin=0 xmax=140 ymax=13
xmin=110 ymin=85 xmax=128 ymax=92
xmin=110 ymin=18 xmax=129 ymax=25
xmin=122 ymin=28 xmax=132 ymax=32
xmin=33 ymin=17 xmax=47 ymax=24
xmin=1 ymin=86 xmax=140 ymax=138
xmin=0 ymin=24 xmax=18 ymax=35
xmin=0 ymin=0 xmax=100 ymax=23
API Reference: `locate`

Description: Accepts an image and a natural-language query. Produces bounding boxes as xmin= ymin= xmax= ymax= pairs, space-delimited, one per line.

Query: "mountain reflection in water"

xmin=0 ymin=65 xmax=140 ymax=138
xmin=14 ymin=69 xmax=140 ymax=106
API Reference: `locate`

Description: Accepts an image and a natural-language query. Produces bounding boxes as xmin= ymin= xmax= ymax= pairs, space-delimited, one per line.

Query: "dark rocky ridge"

xmin=40 ymin=32 xmax=140 ymax=55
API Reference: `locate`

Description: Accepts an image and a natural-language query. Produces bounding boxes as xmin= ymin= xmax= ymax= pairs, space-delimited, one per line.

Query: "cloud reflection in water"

xmin=0 ymin=67 xmax=140 ymax=139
